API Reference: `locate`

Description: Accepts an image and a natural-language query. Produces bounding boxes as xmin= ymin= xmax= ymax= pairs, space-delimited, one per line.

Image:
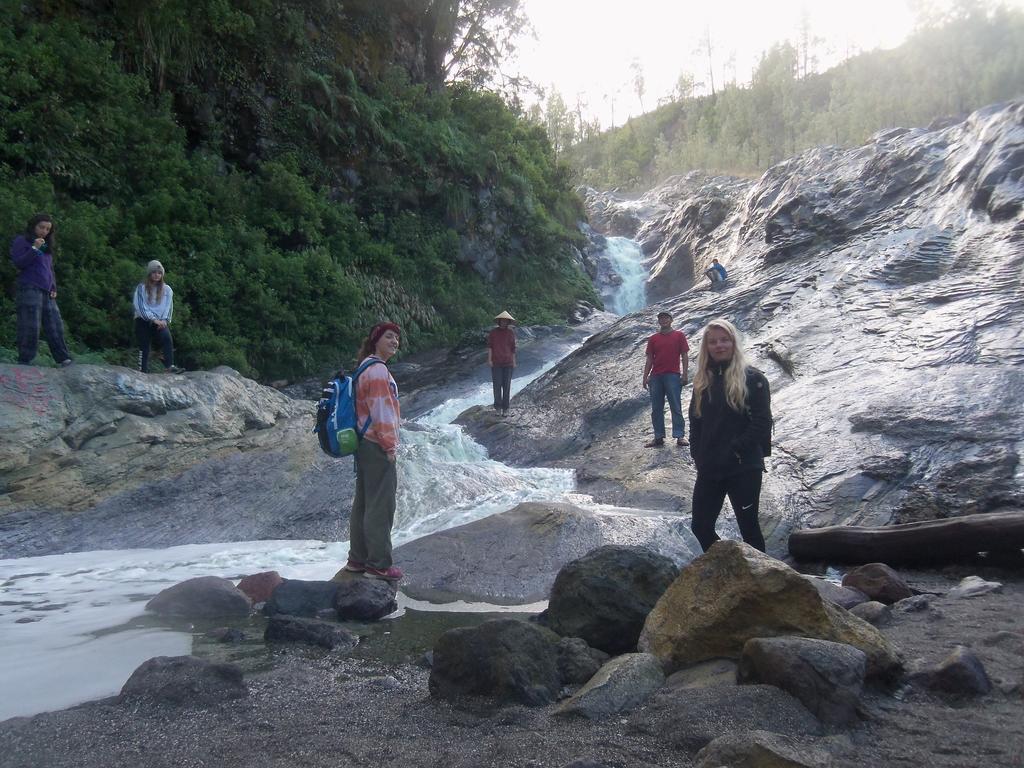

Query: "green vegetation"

xmin=563 ymin=5 xmax=1024 ymax=189
xmin=0 ymin=0 xmax=595 ymax=379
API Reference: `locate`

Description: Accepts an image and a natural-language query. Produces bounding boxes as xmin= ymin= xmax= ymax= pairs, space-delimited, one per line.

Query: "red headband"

xmin=369 ymin=322 xmax=401 ymax=347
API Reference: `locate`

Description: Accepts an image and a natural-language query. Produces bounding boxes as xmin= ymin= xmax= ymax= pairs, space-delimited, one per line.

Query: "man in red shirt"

xmin=487 ymin=310 xmax=517 ymax=416
xmin=641 ymin=310 xmax=690 ymax=447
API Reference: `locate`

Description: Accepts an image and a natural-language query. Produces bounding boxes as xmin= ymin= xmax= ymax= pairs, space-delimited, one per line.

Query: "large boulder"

xmin=738 ymin=637 xmax=867 ymax=725
xmin=555 ymin=653 xmax=664 ymax=720
xmin=395 ymin=502 xmax=697 ymax=605
xmin=145 ymin=576 xmax=252 ymax=618
xmin=543 ymin=545 xmax=679 ymax=655
xmin=638 ymin=541 xmax=900 ymax=679
xmin=263 ymin=579 xmax=338 ymax=617
xmin=429 ymin=618 xmax=562 ymax=706
xmin=119 ymin=655 xmax=246 ymax=706
xmin=841 ymin=563 xmax=913 ymax=604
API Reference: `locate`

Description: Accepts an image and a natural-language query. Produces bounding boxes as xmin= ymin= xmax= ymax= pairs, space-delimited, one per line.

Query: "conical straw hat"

xmin=494 ymin=310 xmax=516 ymax=321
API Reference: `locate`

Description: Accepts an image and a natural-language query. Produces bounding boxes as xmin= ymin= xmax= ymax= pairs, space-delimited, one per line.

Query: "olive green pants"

xmin=348 ymin=439 xmax=397 ymax=569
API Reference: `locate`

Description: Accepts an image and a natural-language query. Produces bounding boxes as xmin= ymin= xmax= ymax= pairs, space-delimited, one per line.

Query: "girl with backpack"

xmin=133 ymin=260 xmax=181 ymax=373
xmin=344 ymin=322 xmax=403 ymax=582
xmin=687 ymin=318 xmax=772 ymax=553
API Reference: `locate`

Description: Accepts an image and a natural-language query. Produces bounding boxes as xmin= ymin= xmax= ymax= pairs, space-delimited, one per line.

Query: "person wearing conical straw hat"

xmin=487 ymin=310 xmax=517 ymax=416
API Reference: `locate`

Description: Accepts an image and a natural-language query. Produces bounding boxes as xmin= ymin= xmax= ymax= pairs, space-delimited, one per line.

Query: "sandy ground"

xmin=1 ymin=568 xmax=1021 ymax=768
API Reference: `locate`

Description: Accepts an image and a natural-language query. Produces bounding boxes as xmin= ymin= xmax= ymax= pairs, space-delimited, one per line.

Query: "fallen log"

xmin=788 ymin=510 xmax=1024 ymax=565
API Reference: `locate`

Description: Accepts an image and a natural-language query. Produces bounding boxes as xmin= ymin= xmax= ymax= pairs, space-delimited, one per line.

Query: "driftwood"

xmin=788 ymin=511 xmax=1024 ymax=565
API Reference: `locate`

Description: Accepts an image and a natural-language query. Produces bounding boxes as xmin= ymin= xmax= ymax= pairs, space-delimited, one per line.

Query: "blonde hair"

xmin=692 ymin=318 xmax=750 ymax=417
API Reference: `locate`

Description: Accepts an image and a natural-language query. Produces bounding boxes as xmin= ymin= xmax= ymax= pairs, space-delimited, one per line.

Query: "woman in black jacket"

xmin=688 ymin=318 xmax=772 ymax=552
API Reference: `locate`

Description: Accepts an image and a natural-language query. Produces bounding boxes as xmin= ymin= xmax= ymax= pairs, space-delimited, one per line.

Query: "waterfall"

xmin=597 ymin=236 xmax=648 ymax=315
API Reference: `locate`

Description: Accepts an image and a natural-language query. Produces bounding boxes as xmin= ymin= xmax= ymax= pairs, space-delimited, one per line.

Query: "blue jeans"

xmin=649 ymin=372 xmax=684 ymax=439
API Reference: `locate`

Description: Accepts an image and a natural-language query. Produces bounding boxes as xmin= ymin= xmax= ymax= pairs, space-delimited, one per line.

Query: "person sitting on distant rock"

xmin=9 ymin=213 xmax=73 ymax=367
xmin=704 ymin=258 xmax=728 ymax=284
xmin=133 ymin=260 xmax=182 ymax=374
xmin=344 ymin=322 xmax=404 ymax=583
xmin=688 ymin=318 xmax=771 ymax=553
xmin=487 ymin=310 xmax=517 ymax=416
xmin=641 ymin=310 xmax=689 ymax=448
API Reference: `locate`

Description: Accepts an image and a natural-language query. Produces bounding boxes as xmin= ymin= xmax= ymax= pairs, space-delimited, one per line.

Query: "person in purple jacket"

xmin=9 ymin=214 xmax=72 ymax=366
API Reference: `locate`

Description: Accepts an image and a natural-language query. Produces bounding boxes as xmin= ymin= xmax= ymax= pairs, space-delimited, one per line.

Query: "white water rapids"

xmin=0 ymin=239 xmax=653 ymax=721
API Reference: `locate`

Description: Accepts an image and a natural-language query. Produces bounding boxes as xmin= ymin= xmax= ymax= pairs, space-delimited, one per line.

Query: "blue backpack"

xmin=313 ymin=359 xmax=382 ymax=458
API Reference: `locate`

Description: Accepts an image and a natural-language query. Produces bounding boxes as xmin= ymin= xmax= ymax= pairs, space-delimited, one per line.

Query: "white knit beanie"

xmin=147 ymin=260 xmax=165 ymax=275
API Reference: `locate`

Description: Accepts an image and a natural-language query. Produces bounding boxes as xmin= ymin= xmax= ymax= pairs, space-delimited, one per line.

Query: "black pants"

xmin=491 ymin=365 xmax=513 ymax=410
xmin=691 ymin=468 xmax=766 ymax=552
xmin=135 ymin=318 xmax=174 ymax=372
xmin=15 ymin=285 xmax=71 ymax=364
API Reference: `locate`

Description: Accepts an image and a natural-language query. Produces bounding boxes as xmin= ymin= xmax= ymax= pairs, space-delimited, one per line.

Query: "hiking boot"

xmin=167 ymin=365 xmax=185 ymax=374
xmin=644 ymin=438 xmax=665 ymax=448
xmin=59 ymin=359 xmax=73 ymax=367
xmin=676 ymin=437 xmax=689 ymax=447
xmin=342 ymin=560 xmax=365 ymax=573
xmin=363 ymin=565 xmax=403 ymax=582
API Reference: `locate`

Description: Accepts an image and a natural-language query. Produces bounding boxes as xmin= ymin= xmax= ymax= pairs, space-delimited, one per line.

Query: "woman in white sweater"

xmin=133 ymin=260 xmax=181 ymax=373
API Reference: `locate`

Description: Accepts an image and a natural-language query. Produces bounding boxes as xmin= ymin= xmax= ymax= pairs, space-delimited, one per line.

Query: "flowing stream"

xmin=0 ymin=242 xmax=653 ymax=721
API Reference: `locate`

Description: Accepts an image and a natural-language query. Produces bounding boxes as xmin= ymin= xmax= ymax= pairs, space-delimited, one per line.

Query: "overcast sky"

xmin=512 ymin=0 xmax=1015 ymax=128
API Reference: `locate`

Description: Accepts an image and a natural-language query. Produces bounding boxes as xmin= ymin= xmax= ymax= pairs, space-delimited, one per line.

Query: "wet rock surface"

xmin=462 ymin=102 xmax=1024 ymax=554
xmin=396 ymin=502 xmax=697 ymax=605
xmin=0 ymin=364 xmax=351 ymax=558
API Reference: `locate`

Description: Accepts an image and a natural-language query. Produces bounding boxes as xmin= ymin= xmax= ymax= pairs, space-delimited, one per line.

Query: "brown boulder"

xmin=237 ymin=571 xmax=283 ymax=603
xmin=841 ymin=563 xmax=913 ymax=604
xmin=638 ymin=541 xmax=900 ymax=679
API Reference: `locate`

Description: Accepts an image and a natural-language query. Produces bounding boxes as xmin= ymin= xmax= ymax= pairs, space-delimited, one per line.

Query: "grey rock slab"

xmin=119 ymin=655 xmax=246 ymax=706
xmin=555 ymin=652 xmax=665 ymax=720
xmin=429 ymin=618 xmax=562 ymax=706
xmin=738 ymin=637 xmax=867 ymax=725
xmin=395 ymin=501 xmax=697 ymax=605
xmin=849 ymin=601 xmax=892 ymax=627
xmin=694 ymin=730 xmax=833 ymax=768
xmin=628 ymin=684 xmax=824 ymax=752
xmin=907 ymin=645 xmax=992 ymax=697
xmin=145 ymin=576 xmax=252 ymax=619
xmin=264 ymin=616 xmax=358 ymax=651
xmin=665 ymin=658 xmax=740 ymax=690
xmin=461 ymin=103 xmax=1024 ymax=550
xmin=333 ymin=578 xmax=398 ymax=621
xmin=557 ymin=637 xmax=610 ymax=686
xmin=264 ymin=579 xmax=339 ymax=618
xmin=805 ymin=576 xmax=870 ymax=609
xmin=949 ymin=575 xmax=1003 ymax=598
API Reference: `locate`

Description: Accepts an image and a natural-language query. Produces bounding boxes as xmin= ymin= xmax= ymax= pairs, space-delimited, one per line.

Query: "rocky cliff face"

xmin=462 ymin=101 xmax=1024 ymax=550
xmin=0 ymin=365 xmax=353 ymax=557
